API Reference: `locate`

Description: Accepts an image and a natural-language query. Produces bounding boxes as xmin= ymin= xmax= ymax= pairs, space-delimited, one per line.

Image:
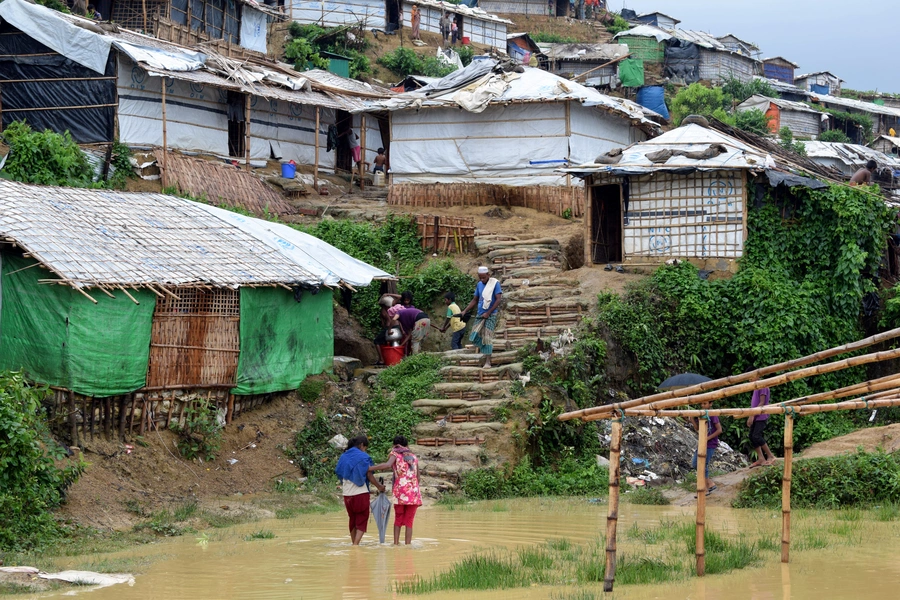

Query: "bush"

xmin=670 ymin=83 xmax=730 ymax=126
xmin=0 ymin=371 xmax=85 ymax=551
xmin=462 ymin=455 xmax=609 ymax=499
xmin=818 ymin=129 xmax=852 ymax=143
xmin=734 ymin=451 xmax=900 ymax=509
xmin=286 ymin=409 xmax=342 ymax=483
xmin=378 ymin=48 xmax=455 ymax=78
xmin=778 ymin=126 xmax=807 ymax=156
xmin=169 ymin=396 xmax=222 ymax=461
xmin=732 ymin=108 xmax=772 ymax=136
xmin=530 ymin=32 xmax=578 ymax=44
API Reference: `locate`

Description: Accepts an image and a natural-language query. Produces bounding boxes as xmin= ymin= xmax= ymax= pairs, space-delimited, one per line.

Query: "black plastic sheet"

xmin=664 ymin=39 xmax=700 ymax=83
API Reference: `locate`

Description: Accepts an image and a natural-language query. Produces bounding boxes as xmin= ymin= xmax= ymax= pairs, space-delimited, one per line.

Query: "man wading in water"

xmin=461 ymin=266 xmax=502 ymax=368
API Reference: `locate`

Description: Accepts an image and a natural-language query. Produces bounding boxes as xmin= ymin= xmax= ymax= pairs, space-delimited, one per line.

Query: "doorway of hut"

xmin=385 ymin=0 xmax=401 ymax=32
xmin=591 ymin=184 xmax=622 ymax=264
xmin=554 ymin=0 xmax=568 ymax=17
xmin=226 ymin=91 xmax=246 ymax=158
xmin=335 ymin=110 xmax=354 ymax=175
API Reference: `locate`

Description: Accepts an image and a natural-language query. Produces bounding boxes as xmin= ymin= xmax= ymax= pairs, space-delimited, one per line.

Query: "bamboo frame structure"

xmin=559 ymin=327 xmax=900 ymax=592
xmin=314 ymin=107 xmax=320 ymax=192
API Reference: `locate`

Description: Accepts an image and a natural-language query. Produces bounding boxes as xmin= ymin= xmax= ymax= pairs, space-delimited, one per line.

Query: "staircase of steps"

xmin=409 ymin=232 xmax=588 ymax=499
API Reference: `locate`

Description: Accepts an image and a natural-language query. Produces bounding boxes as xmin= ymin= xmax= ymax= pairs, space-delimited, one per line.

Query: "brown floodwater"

xmin=33 ymin=498 xmax=900 ymax=599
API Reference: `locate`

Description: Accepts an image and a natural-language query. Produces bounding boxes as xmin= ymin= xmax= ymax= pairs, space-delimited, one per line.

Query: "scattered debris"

xmin=328 ymin=434 xmax=349 ymax=449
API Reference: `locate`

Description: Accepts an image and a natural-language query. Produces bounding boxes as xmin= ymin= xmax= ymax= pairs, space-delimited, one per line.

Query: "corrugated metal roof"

xmin=763 ymin=56 xmax=799 ymax=68
xmin=408 ymin=0 xmax=513 ymax=24
xmin=797 ymin=71 xmax=844 ymax=82
xmin=809 ymin=93 xmax=900 ymax=118
xmin=0 ymin=181 xmax=389 ymax=290
xmin=737 ymin=94 xmax=822 ymax=115
xmin=803 ymin=141 xmax=900 ymax=169
xmin=544 ymin=43 xmax=629 ymax=62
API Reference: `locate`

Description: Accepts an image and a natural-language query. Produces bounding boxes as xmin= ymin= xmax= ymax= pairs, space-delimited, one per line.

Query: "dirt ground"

xmin=666 ymin=423 xmax=900 ymax=507
xmin=58 ymin=387 xmax=339 ymax=531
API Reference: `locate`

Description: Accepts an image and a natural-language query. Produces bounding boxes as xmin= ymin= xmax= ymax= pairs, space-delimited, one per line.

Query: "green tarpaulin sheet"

xmin=619 ymin=59 xmax=645 ymax=87
xmin=233 ymin=287 xmax=333 ymax=395
xmin=0 ymin=253 xmax=155 ymax=396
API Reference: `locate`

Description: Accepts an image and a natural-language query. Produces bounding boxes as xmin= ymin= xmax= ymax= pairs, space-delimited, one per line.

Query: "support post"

xmin=244 ymin=94 xmax=251 ymax=172
xmin=603 ymin=418 xmax=623 ymax=592
xmin=359 ymin=114 xmax=367 ymax=191
xmin=314 ymin=107 xmax=320 ymax=192
xmin=68 ymin=390 xmax=78 ymax=448
xmin=782 ymin=413 xmax=794 ymax=563
xmin=226 ymin=393 xmax=235 ymax=425
xmin=696 ymin=416 xmax=708 ymax=577
xmin=161 ymin=80 xmax=168 ymax=188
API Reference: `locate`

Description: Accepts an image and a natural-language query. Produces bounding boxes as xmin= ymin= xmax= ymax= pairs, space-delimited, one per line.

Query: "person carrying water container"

xmin=370 ymin=436 xmax=422 ymax=545
xmin=335 ymin=435 xmax=384 ymax=545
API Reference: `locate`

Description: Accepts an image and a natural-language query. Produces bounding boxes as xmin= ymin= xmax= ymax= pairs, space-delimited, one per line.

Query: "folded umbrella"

xmin=370 ymin=490 xmax=392 ymax=544
xmin=658 ymin=372 xmax=711 ymax=391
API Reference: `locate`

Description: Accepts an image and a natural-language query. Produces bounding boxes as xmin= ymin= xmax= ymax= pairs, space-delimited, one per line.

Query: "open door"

xmin=386 ymin=0 xmax=400 ymax=32
xmin=335 ymin=110 xmax=353 ymax=174
xmin=591 ymin=184 xmax=622 ymax=264
xmin=226 ymin=91 xmax=246 ymax=158
xmin=555 ymin=0 xmax=568 ymax=17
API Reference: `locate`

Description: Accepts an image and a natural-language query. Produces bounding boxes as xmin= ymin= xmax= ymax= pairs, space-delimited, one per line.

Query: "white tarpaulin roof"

xmin=565 ymin=123 xmax=773 ymax=176
xmin=364 ymin=60 xmax=661 ymax=131
xmin=809 ymin=93 xmax=900 ymax=119
xmin=0 ymin=180 xmax=389 ymax=290
xmin=737 ymin=94 xmax=822 ymax=115
xmin=802 ymin=141 xmax=900 ymax=169
xmin=615 ymin=24 xmax=672 ymax=42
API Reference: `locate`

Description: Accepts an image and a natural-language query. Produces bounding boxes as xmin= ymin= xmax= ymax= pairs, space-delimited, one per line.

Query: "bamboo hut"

xmin=0 ymin=180 xmax=390 ymax=442
xmin=762 ymin=57 xmax=799 ymax=85
xmin=401 ymin=0 xmax=511 ymax=48
xmin=558 ymin=326 xmax=900 ymax=591
xmin=795 ymin=71 xmax=844 ymax=96
xmin=543 ymin=43 xmax=630 ymax=87
xmin=736 ymin=95 xmax=823 ymax=139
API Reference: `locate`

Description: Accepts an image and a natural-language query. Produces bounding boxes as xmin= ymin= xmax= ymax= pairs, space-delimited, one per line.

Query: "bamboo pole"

xmin=695 ymin=416 xmax=708 ymax=577
xmin=782 ymin=413 xmax=794 ymax=563
xmin=603 ymin=418 xmax=623 ymax=592
xmin=314 ymin=107 xmax=320 ymax=192
xmin=622 ymin=395 xmax=900 ymax=418
xmin=161 ymin=81 xmax=168 ymax=188
xmin=244 ymin=94 xmax=251 ymax=172
xmin=559 ymin=327 xmax=900 ymax=421
xmin=118 ymin=396 xmax=127 ymax=441
xmin=775 ymin=373 xmax=900 ymax=407
xmin=580 ymin=346 xmax=900 ymax=421
xmin=68 ymin=390 xmax=78 ymax=448
xmin=359 ymin=114 xmax=367 ymax=191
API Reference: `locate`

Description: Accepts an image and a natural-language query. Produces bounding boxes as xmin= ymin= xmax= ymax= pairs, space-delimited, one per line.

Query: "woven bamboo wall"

xmin=146 ymin=288 xmax=240 ymax=389
xmin=390 ymin=184 xmax=584 ymax=218
xmin=415 ymin=215 xmax=476 ymax=253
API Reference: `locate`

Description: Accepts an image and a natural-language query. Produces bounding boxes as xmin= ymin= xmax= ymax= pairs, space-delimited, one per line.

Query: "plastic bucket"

xmin=462 ymin=36 xmax=470 ymax=45
xmin=379 ymin=345 xmax=405 ymax=366
xmin=281 ymin=162 xmax=296 ymax=179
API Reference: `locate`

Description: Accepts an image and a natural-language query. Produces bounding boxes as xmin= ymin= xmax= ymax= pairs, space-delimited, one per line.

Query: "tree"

xmin=732 ymin=108 xmax=773 ymax=136
xmin=670 ymin=83 xmax=730 ymax=125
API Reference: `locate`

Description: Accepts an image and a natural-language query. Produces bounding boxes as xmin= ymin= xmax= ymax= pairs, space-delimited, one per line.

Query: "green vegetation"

xmin=395 ymin=520 xmax=764 ymax=594
xmin=732 ymin=108 xmax=772 ymax=136
xmin=626 ymin=485 xmax=670 ymax=505
xmin=670 ymin=78 xmax=777 ymax=127
xmin=462 ymin=455 xmax=608 ymax=500
xmin=735 ymin=451 xmax=900 ymax=509
xmin=604 ymin=13 xmax=632 ymax=35
xmin=596 ymin=183 xmax=893 ymax=454
xmin=818 ymin=129 xmax=852 ymax=143
xmin=807 ymin=103 xmax=875 ymax=144
xmin=530 ymin=32 xmax=578 ymax=44
xmin=361 ymin=353 xmax=442 ymax=457
xmin=1 ymin=122 xmax=133 ymax=189
xmin=169 ymin=395 xmax=222 ymax=461
xmin=285 ymin=23 xmax=372 ymax=78
xmin=296 ymin=377 xmax=327 ymax=403
xmin=244 ymin=529 xmax=275 ymax=540
xmin=0 ymin=371 xmax=85 ymax=552
xmin=377 ymin=47 xmax=456 ymax=78
xmin=778 ymin=126 xmax=807 ymax=155
xmin=285 ymin=409 xmax=343 ymax=483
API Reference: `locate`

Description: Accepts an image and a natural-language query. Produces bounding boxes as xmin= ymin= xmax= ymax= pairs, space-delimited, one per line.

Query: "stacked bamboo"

xmin=558 ymin=326 xmax=900 ymax=592
xmin=415 ymin=215 xmax=476 ymax=254
xmin=415 ymin=437 xmax=485 ymax=447
xmin=389 ymin=183 xmax=585 ymax=218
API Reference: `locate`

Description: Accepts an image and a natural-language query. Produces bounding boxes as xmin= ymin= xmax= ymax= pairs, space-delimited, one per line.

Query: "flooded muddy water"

xmin=37 ymin=498 xmax=900 ymax=599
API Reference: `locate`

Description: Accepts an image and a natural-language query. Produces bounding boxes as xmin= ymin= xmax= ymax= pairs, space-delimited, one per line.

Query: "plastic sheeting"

xmin=192 ymin=203 xmax=392 ymax=288
xmin=113 ymin=40 xmax=206 ymax=72
xmin=0 ymin=0 xmax=111 ymax=74
xmin=0 ymin=254 xmax=155 ymax=396
xmin=232 ymin=287 xmax=333 ymax=395
xmin=636 ymin=86 xmax=670 ymax=121
xmin=664 ymin=39 xmax=700 ymax=83
xmin=239 ymin=6 xmax=267 ymax=54
xmin=618 ymin=59 xmax=645 ymax=87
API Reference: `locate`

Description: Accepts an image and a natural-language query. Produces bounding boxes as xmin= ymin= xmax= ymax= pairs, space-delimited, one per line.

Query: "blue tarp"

xmin=636 ymin=86 xmax=670 ymax=121
xmin=811 ymin=84 xmax=830 ymax=95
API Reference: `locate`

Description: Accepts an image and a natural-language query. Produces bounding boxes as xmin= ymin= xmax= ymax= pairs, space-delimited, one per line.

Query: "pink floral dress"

xmin=390 ymin=447 xmax=422 ymax=506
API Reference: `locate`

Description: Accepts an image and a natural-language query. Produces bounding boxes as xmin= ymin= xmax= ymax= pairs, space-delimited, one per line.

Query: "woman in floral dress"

xmin=370 ymin=435 xmax=422 ymax=545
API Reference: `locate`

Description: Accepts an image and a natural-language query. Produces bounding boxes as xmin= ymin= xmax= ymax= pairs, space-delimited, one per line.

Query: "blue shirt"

xmin=474 ymin=279 xmax=502 ymax=316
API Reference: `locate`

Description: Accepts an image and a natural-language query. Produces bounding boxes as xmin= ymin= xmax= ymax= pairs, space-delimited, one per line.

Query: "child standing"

xmin=439 ymin=292 xmax=468 ymax=350
xmin=748 ymin=387 xmax=777 ymax=467
xmin=335 ymin=436 xmax=385 ymax=545
xmin=371 ymin=436 xmax=422 ymax=545
xmin=690 ymin=402 xmax=722 ymax=495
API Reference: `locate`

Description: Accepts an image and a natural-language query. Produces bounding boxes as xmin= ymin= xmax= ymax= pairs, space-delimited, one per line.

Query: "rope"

xmin=700 ymin=410 xmax=710 ymax=420
xmin=612 ymin=408 xmax=626 ymax=423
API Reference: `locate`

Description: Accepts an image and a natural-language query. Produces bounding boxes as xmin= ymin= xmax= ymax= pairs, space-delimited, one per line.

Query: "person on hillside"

xmin=438 ymin=292 xmax=468 ymax=350
xmin=450 ymin=20 xmax=459 ymax=45
xmin=375 ymin=294 xmax=401 ymax=347
xmin=748 ymin=387 xmax=777 ymax=467
xmin=335 ymin=435 xmax=385 ymax=545
xmin=461 ymin=266 xmax=502 ymax=369
xmin=395 ymin=296 xmax=430 ymax=355
xmin=689 ymin=402 xmax=722 ymax=496
xmin=850 ymin=159 xmax=877 ymax=185
xmin=439 ymin=12 xmax=451 ymax=45
xmin=410 ymin=4 xmax=421 ymax=40
xmin=370 ymin=436 xmax=423 ymax=545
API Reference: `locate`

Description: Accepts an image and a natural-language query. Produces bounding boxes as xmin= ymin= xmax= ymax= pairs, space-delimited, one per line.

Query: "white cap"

xmin=477 ymin=266 xmax=489 ymax=274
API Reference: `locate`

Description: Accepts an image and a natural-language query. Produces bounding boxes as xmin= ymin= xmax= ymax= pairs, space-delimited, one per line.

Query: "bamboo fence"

xmin=559 ymin=328 xmax=900 ymax=592
xmin=415 ymin=215 xmax=476 ymax=254
xmin=389 ymin=183 xmax=585 ymax=218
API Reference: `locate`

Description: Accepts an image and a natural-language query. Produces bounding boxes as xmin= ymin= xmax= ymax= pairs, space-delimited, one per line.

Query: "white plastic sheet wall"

xmin=118 ymin=57 xmax=230 ymax=155
xmin=403 ymin=3 xmax=507 ymax=48
xmin=351 ymin=113 xmax=383 ymax=167
xmin=479 ymin=0 xmax=546 ymax=15
xmin=249 ymin=99 xmax=336 ymax=168
xmin=288 ymin=0 xmax=385 ymax=28
xmin=390 ymin=103 xmax=570 ymax=185
xmin=623 ymin=170 xmax=746 ymax=259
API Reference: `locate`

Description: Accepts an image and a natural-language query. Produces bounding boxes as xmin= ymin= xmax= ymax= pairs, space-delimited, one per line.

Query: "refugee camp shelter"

xmin=401 ymin=0 xmax=511 ymax=48
xmin=670 ymin=29 xmax=760 ymax=83
xmin=0 ymin=180 xmax=389 ymax=403
xmin=0 ymin=0 xmax=390 ymax=176
xmin=614 ymin=25 xmax=668 ymax=64
xmin=479 ymin=0 xmax=546 ymax=17
xmin=870 ymin=135 xmax=900 ymax=157
xmin=736 ymin=95 xmax=823 ymax=139
xmin=288 ymin=0 xmax=388 ymax=29
xmin=802 ymin=141 xmax=900 ymax=183
xmin=808 ymin=93 xmax=900 ymax=140
xmin=543 ymin=43 xmax=629 ymax=86
xmin=365 ymin=59 xmax=661 ymax=216
xmin=507 ymin=32 xmax=543 ymax=66
xmin=795 ymin=71 xmax=843 ymax=96
xmin=112 ymin=0 xmax=281 ymax=55
xmin=716 ymin=34 xmax=759 ymax=57
xmin=753 ymin=75 xmax=809 ymax=103
xmin=762 ymin=57 xmax=799 ymax=85
xmin=633 ymin=11 xmax=680 ymax=29
xmin=565 ymin=123 xmax=828 ymax=271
